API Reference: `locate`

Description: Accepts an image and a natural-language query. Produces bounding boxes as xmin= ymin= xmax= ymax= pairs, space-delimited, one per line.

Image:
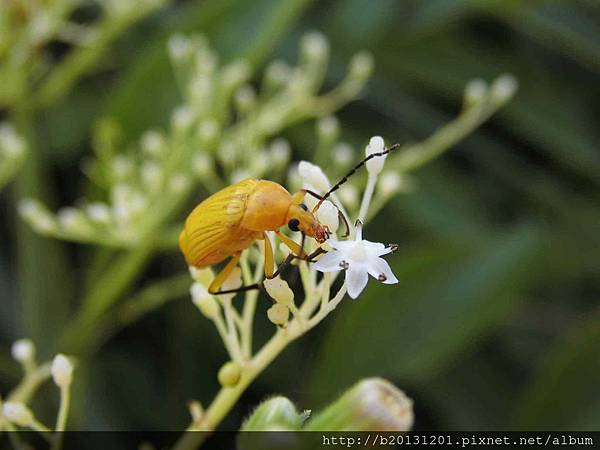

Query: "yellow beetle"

xmin=179 ymin=143 xmax=399 ymax=294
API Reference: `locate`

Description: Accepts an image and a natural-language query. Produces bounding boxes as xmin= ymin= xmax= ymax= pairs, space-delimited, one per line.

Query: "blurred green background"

xmin=1 ymin=0 xmax=599 ymax=432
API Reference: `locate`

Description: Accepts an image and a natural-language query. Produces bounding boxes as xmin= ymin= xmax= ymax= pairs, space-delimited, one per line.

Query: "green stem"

xmin=7 ymin=363 xmax=52 ymax=404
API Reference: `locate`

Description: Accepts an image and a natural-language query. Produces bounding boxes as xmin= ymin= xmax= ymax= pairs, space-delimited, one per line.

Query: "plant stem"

xmin=7 ymin=363 xmax=51 ymax=404
xmin=171 ymin=285 xmax=347 ymax=450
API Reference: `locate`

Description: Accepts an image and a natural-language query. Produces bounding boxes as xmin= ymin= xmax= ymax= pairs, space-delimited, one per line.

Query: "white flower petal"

xmin=355 ymin=220 xmax=363 ymax=241
xmin=363 ymin=240 xmax=387 ymax=255
xmin=366 ymin=257 xmax=398 ymax=285
xmin=312 ymin=251 xmax=346 ymax=272
xmin=327 ymin=238 xmax=356 ymax=252
xmin=345 ymin=263 xmax=369 ymax=299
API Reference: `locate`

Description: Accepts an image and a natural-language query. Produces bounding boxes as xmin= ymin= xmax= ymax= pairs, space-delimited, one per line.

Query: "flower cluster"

xmin=0 ymin=339 xmax=75 ymax=437
xmin=19 ymin=31 xmax=374 ymax=251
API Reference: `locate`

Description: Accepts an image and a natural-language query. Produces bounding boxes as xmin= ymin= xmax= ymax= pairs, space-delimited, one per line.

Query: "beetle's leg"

xmin=274 ymin=230 xmax=308 ymax=258
xmin=262 ymin=232 xmax=275 ymax=279
xmin=208 ymin=252 xmax=242 ymax=294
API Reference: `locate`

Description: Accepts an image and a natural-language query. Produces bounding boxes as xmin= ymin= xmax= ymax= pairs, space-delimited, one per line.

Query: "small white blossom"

xmin=365 ymin=136 xmax=386 ymax=176
xmin=490 ymin=74 xmax=517 ymax=102
xmin=51 ymin=354 xmax=74 ymax=388
xmin=313 ymin=222 xmax=398 ymax=299
xmin=298 ymin=161 xmax=330 ymax=193
xmin=315 ymin=200 xmax=339 ymax=234
xmin=11 ymin=339 xmax=35 ymax=363
xmin=3 ymin=402 xmax=34 ymax=427
xmin=263 ymin=277 xmax=294 ymax=305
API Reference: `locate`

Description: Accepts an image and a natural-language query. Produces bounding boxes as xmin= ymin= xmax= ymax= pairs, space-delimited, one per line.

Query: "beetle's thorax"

xmin=240 ymin=180 xmax=292 ymax=231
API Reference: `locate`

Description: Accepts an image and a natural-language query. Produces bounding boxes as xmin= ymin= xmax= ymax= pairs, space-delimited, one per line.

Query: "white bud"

xmin=315 ymin=200 xmax=339 ymax=234
xmin=349 ymin=51 xmax=374 ymax=80
xmin=464 ymin=78 xmax=488 ymax=106
xmin=267 ymin=303 xmax=290 ymax=325
xmin=222 ymin=60 xmax=251 ymax=88
xmin=333 ymin=143 xmax=353 ymax=166
xmin=234 ymin=85 xmax=256 ymax=113
xmin=265 ymin=60 xmax=291 ymax=86
xmin=189 ymin=75 xmax=212 ymax=104
xmin=220 ymin=267 xmax=242 ymax=300
xmin=141 ymin=130 xmax=166 ymax=157
xmin=111 ymin=155 xmax=134 ymax=179
xmin=301 ymin=31 xmax=329 ymax=61
xmin=172 ymin=106 xmax=194 ymax=132
xmin=298 ymin=161 xmax=330 ymax=192
xmin=141 ymin=161 xmax=163 ymax=190
xmin=0 ymin=123 xmax=26 ymax=156
xmin=270 ymin=139 xmax=291 ymax=165
xmin=197 ymin=119 xmax=219 ymax=143
xmin=11 ymin=339 xmax=35 ymax=363
xmin=57 ymin=207 xmax=88 ymax=233
xmin=250 ymin=150 xmax=270 ymax=176
xmin=191 ymin=152 xmax=213 ymax=177
xmin=85 ymin=203 xmax=112 ymax=224
xmin=168 ymin=34 xmax=193 ymax=63
xmin=317 ymin=116 xmax=339 ymax=140
xmin=490 ymin=74 xmax=518 ymax=102
xmin=263 ymin=277 xmax=294 ymax=305
xmin=188 ymin=266 xmax=214 ymax=285
xmin=169 ymin=173 xmax=191 ymax=193
xmin=3 ymin=402 xmax=34 ymax=427
xmin=51 ymin=354 xmax=73 ymax=388
xmin=191 ymin=282 xmax=219 ymax=319
xmin=18 ymin=199 xmax=56 ymax=233
xmin=365 ymin=136 xmax=386 ymax=176
xmin=378 ymin=172 xmax=401 ymax=196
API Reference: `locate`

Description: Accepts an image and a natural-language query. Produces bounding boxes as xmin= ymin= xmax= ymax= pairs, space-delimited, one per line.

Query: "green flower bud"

xmin=241 ymin=396 xmax=302 ymax=431
xmin=304 ymin=378 xmax=413 ymax=431
xmin=267 ymin=304 xmax=289 ymax=326
xmin=218 ymin=361 xmax=241 ymax=387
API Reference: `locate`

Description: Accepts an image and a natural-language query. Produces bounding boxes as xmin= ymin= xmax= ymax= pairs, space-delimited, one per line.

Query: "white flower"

xmin=2 ymin=402 xmax=34 ymax=427
xmin=51 ymin=354 xmax=74 ymax=388
xmin=313 ymin=222 xmax=398 ymax=299
xmin=365 ymin=136 xmax=386 ymax=176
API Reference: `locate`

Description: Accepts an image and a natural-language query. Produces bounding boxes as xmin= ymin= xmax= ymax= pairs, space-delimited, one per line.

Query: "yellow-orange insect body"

xmin=179 ymin=179 xmax=328 ymax=271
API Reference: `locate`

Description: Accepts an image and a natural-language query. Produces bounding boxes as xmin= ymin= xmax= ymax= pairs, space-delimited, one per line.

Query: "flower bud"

xmin=304 ymin=378 xmax=414 ymax=431
xmin=333 ymin=143 xmax=353 ymax=167
xmin=197 ymin=119 xmax=220 ymax=145
xmin=263 ymin=277 xmax=294 ymax=306
xmin=377 ymin=172 xmax=401 ymax=196
xmin=269 ymin=139 xmax=291 ymax=166
xmin=365 ymin=136 xmax=386 ymax=176
xmin=2 ymin=402 xmax=34 ymax=427
xmin=349 ymin=51 xmax=374 ymax=80
xmin=85 ymin=202 xmax=112 ymax=224
xmin=490 ymin=74 xmax=518 ymax=103
xmin=141 ymin=130 xmax=166 ymax=157
xmin=267 ymin=304 xmax=289 ymax=325
xmin=172 ymin=106 xmax=194 ymax=133
xmin=301 ymin=31 xmax=329 ymax=62
xmin=141 ymin=161 xmax=163 ymax=191
xmin=218 ymin=361 xmax=241 ymax=387
xmin=298 ymin=161 xmax=330 ymax=192
xmin=241 ymin=396 xmax=302 ymax=431
xmin=18 ymin=198 xmax=56 ymax=233
xmin=222 ymin=60 xmax=251 ymax=89
xmin=169 ymin=173 xmax=191 ymax=194
xmin=188 ymin=266 xmax=214 ymax=285
xmin=11 ymin=339 xmax=35 ymax=364
xmin=315 ymin=200 xmax=339 ymax=234
xmin=51 ymin=354 xmax=74 ymax=388
xmin=464 ymin=78 xmax=488 ymax=107
xmin=191 ymin=282 xmax=219 ymax=319
xmin=168 ymin=34 xmax=193 ymax=63
xmin=0 ymin=123 xmax=26 ymax=157
xmin=265 ymin=60 xmax=291 ymax=88
xmin=234 ymin=85 xmax=256 ymax=114
xmin=317 ymin=116 xmax=339 ymax=142
xmin=191 ymin=152 xmax=213 ymax=178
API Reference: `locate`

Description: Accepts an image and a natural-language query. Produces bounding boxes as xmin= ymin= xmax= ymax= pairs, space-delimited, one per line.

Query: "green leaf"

xmin=514 ymin=313 xmax=600 ymax=430
xmin=309 ymin=225 xmax=541 ymax=403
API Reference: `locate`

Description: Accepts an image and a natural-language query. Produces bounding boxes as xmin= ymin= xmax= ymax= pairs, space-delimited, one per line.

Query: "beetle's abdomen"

xmin=179 ymin=179 xmax=260 ymax=267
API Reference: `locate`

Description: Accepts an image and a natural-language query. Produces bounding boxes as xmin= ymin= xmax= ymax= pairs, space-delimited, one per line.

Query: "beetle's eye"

xmin=288 ymin=218 xmax=300 ymax=232
xmin=299 ymin=203 xmax=308 ymax=211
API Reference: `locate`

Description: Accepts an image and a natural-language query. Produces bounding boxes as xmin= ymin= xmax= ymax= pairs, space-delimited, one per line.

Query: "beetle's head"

xmin=286 ymin=203 xmax=330 ymax=243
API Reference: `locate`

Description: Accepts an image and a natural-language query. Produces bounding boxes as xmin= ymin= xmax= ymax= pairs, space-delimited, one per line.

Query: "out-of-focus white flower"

xmin=349 ymin=51 xmax=374 ymax=80
xmin=191 ymin=282 xmax=219 ymax=319
xmin=298 ymin=161 xmax=330 ymax=192
xmin=3 ymin=402 xmax=34 ymax=427
xmin=365 ymin=136 xmax=386 ymax=176
xmin=51 ymin=354 xmax=74 ymax=388
xmin=464 ymin=78 xmax=488 ymax=106
xmin=11 ymin=339 xmax=35 ymax=363
xmin=490 ymin=74 xmax=518 ymax=102
xmin=301 ymin=31 xmax=329 ymax=61
xmin=85 ymin=202 xmax=112 ymax=224
xmin=313 ymin=222 xmax=398 ymax=299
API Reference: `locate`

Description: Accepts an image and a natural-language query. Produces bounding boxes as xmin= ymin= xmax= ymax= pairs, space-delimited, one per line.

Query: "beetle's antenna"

xmin=315 ymin=143 xmax=401 ymax=210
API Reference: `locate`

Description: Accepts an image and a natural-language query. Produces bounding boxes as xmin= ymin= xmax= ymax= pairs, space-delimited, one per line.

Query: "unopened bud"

xmin=11 ymin=339 xmax=35 ymax=364
xmin=317 ymin=116 xmax=339 ymax=141
xmin=301 ymin=31 xmax=329 ymax=62
xmin=191 ymin=282 xmax=219 ymax=319
xmin=298 ymin=161 xmax=330 ymax=192
xmin=242 ymin=396 xmax=302 ymax=431
xmin=168 ymin=34 xmax=193 ymax=63
xmin=188 ymin=266 xmax=214 ymax=285
xmin=85 ymin=202 xmax=111 ymax=224
xmin=464 ymin=78 xmax=488 ymax=107
xmin=51 ymin=354 xmax=74 ymax=388
xmin=265 ymin=60 xmax=291 ymax=87
xmin=349 ymin=51 xmax=374 ymax=80
xmin=267 ymin=303 xmax=289 ymax=325
xmin=333 ymin=143 xmax=353 ymax=167
xmin=263 ymin=277 xmax=294 ymax=305
xmin=305 ymin=378 xmax=413 ymax=431
xmin=234 ymin=85 xmax=256 ymax=114
xmin=3 ymin=402 xmax=34 ymax=427
xmin=365 ymin=136 xmax=386 ymax=176
xmin=18 ymin=199 xmax=56 ymax=233
xmin=490 ymin=74 xmax=518 ymax=102
xmin=172 ymin=106 xmax=194 ymax=132
xmin=377 ymin=172 xmax=402 ymax=196
xmin=218 ymin=361 xmax=241 ymax=387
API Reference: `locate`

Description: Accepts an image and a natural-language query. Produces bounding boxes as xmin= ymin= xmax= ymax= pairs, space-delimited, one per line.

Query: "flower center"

xmin=350 ymin=241 xmax=367 ymax=261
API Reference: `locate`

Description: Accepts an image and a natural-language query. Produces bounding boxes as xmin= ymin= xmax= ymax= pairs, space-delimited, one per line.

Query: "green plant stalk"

xmin=7 ymin=363 xmax=52 ymax=404
xmin=172 ymin=286 xmax=347 ymax=450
